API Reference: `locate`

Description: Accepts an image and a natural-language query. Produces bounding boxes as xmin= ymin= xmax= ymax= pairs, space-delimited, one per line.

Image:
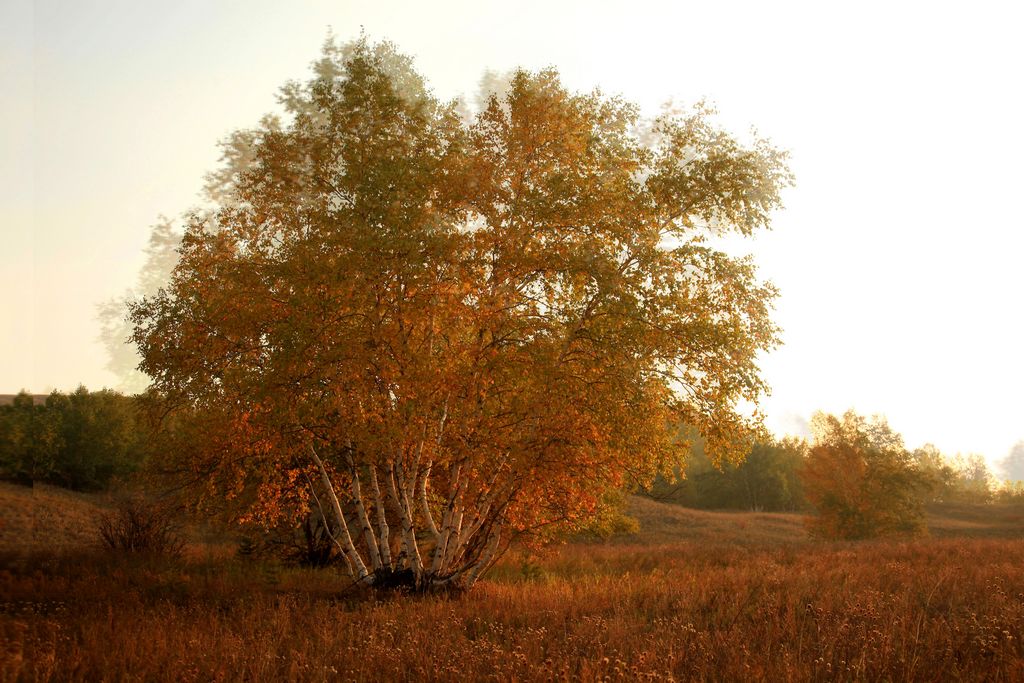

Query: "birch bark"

xmin=345 ymin=451 xmax=383 ymax=571
xmin=368 ymin=465 xmax=392 ymax=567
xmin=308 ymin=444 xmax=370 ymax=582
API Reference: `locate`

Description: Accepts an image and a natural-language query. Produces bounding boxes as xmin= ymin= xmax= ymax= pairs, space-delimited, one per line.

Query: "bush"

xmin=801 ymin=411 xmax=932 ymax=540
xmin=95 ymin=496 xmax=184 ymax=557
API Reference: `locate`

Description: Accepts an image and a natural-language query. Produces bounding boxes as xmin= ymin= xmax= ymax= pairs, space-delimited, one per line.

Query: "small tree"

xmin=801 ymin=411 xmax=932 ymax=539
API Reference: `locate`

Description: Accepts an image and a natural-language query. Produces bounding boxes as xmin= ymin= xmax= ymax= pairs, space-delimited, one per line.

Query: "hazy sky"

xmin=3 ymin=0 xmax=1022 ymax=465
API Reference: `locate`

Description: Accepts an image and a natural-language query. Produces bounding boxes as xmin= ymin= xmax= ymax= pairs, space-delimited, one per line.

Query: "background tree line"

xmin=645 ymin=434 xmax=808 ymax=512
xmin=646 ymin=411 xmax=1023 ymax=540
xmin=0 ymin=387 xmax=149 ymax=491
xmin=3 ymin=390 xmax=1020 ymax=521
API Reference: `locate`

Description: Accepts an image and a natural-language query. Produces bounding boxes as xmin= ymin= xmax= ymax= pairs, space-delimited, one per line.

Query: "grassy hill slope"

xmin=927 ymin=501 xmax=1024 ymax=538
xmin=1 ymin=484 xmax=1021 ymax=558
xmin=0 ymin=482 xmax=107 ymax=554
xmin=622 ymin=495 xmax=808 ymax=545
xmin=623 ymin=495 xmax=1024 ymax=543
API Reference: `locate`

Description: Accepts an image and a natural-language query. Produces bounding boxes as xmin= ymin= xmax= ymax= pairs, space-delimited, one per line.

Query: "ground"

xmin=1 ymin=482 xmax=1022 ymax=681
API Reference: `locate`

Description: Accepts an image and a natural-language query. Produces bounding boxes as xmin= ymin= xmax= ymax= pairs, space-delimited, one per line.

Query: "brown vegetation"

xmin=927 ymin=502 xmax=1024 ymax=539
xmin=0 ymin=483 xmax=103 ymax=554
xmin=2 ymin=489 xmax=1022 ymax=681
xmin=94 ymin=495 xmax=184 ymax=558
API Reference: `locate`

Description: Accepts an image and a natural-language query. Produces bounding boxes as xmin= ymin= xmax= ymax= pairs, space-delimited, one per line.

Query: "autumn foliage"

xmin=801 ymin=411 xmax=934 ymax=539
xmin=130 ymin=38 xmax=790 ymax=590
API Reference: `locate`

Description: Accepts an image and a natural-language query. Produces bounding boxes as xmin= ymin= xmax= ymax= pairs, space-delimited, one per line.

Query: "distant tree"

xmin=50 ymin=387 xmax=147 ymax=491
xmin=733 ymin=438 xmax=807 ymax=511
xmin=647 ymin=435 xmax=806 ymax=512
xmin=97 ymin=218 xmax=183 ymax=393
xmin=130 ymin=37 xmax=790 ymax=591
xmin=912 ymin=443 xmax=958 ymax=502
xmin=0 ymin=392 xmax=62 ymax=484
xmin=947 ymin=453 xmax=995 ymax=503
xmin=801 ymin=411 xmax=932 ymax=539
xmin=1000 ymin=440 xmax=1024 ymax=483
xmin=0 ymin=388 xmax=148 ymax=490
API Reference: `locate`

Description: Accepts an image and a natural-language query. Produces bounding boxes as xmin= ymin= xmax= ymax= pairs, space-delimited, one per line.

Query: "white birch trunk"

xmin=418 ymin=462 xmax=441 ymax=542
xmin=442 ymin=504 xmax=465 ymax=568
xmin=346 ymin=452 xmax=383 ymax=572
xmin=462 ymin=523 xmax=502 ymax=589
xmin=387 ymin=463 xmax=424 ymax=577
xmin=413 ymin=395 xmax=449 ymax=543
xmin=447 ymin=481 xmax=512 ymax=570
xmin=369 ymin=465 xmax=391 ymax=568
xmin=305 ymin=475 xmax=355 ymax=578
xmin=445 ymin=454 xmax=510 ymax=568
xmin=308 ymin=444 xmax=371 ymax=583
xmin=431 ymin=462 xmax=462 ymax=574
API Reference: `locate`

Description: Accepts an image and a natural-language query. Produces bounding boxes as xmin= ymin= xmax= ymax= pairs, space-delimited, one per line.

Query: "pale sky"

xmin=2 ymin=0 xmax=1022 ymax=465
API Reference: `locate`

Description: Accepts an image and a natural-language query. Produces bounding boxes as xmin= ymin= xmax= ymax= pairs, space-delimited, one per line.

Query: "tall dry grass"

xmin=2 ymin=535 xmax=1022 ymax=682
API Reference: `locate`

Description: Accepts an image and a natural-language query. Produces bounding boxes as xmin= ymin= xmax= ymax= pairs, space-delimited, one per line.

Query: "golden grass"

xmin=1 ymin=487 xmax=1022 ymax=681
xmin=0 ymin=483 xmax=106 ymax=554
xmin=622 ymin=495 xmax=808 ymax=545
xmin=927 ymin=502 xmax=1024 ymax=539
xmin=3 ymin=539 xmax=1023 ymax=681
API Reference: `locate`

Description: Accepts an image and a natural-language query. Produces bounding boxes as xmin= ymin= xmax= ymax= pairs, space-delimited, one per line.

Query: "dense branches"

xmin=130 ymin=38 xmax=790 ymax=590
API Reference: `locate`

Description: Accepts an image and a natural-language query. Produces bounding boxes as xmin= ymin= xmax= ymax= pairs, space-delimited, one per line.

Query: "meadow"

xmin=2 ymin=484 xmax=1022 ymax=682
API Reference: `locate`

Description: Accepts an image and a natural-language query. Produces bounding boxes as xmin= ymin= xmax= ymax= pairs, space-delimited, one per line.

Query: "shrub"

xmin=95 ymin=496 xmax=184 ymax=557
xmin=801 ymin=411 xmax=932 ymax=539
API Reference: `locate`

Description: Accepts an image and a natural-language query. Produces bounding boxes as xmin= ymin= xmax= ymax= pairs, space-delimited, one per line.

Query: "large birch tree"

xmin=131 ymin=37 xmax=790 ymax=590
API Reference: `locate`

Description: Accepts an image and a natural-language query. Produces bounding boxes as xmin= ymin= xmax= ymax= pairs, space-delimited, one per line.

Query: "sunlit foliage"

xmin=801 ymin=410 xmax=933 ymax=539
xmin=130 ymin=37 xmax=790 ymax=590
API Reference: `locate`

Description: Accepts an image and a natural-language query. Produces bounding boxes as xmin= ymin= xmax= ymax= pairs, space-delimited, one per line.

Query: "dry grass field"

xmin=0 ymin=484 xmax=107 ymax=555
xmin=1 ymin=483 xmax=1022 ymax=682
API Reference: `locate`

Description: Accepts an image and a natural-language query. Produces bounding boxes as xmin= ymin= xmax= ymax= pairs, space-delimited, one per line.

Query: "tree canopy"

xmin=131 ymin=37 xmax=790 ymax=590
